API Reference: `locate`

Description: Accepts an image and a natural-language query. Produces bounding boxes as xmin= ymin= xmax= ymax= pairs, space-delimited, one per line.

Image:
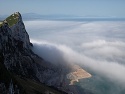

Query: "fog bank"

xmin=25 ymin=20 xmax=125 ymax=93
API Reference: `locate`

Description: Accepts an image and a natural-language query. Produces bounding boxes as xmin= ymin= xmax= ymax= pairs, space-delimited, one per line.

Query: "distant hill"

xmin=1 ymin=13 xmax=125 ymax=21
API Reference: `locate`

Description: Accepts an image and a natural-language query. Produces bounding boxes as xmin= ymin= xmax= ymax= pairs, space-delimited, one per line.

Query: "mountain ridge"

xmin=0 ymin=12 xmax=92 ymax=94
xmin=1 ymin=13 xmax=125 ymax=21
xmin=0 ymin=12 xmax=67 ymax=94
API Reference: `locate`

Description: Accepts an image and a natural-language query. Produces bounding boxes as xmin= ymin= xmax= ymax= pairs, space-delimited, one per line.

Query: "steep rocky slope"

xmin=0 ymin=12 xmax=67 ymax=94
xmin=0 ymin=12 xmax=92 ymax=94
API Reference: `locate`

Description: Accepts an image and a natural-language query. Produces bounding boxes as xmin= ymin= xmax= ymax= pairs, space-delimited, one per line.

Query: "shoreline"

xmin=67 ymin=65 xmax=92 ymax=85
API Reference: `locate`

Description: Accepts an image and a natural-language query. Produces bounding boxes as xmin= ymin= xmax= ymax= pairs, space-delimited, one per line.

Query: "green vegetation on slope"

xmin=0 ymin=55 xmax=64 ymax=94
xmin=15 ymin=76 xmax=63 ymax=94
xmin=0 ymin=22 xmax=3 ymax=27
xmin=0 ymin=13 xmax=19 ymax=27
xmin=5 ymin=13 xmax=19 ymax=27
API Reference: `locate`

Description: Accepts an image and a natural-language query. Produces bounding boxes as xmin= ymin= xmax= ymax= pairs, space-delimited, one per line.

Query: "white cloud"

xmin=25 ymin=20 xmax=125 ymax=93
xmin=31 ymin=39 xmax=125 ymax=86
xmin=81 ymin=40 xmax=125 ymax=63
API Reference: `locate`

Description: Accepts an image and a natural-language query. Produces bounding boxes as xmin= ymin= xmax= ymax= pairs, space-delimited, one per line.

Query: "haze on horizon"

xmin=24 ymin=19 xmax=125 ymax=94
xmin=1 ymin=1 xmax=125 ymax=94
xmin=0 ymin=0 xmax=125 ymax=18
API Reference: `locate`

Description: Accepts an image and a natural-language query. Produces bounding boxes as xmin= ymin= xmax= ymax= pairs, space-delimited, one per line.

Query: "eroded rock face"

xmin=0 ymin=12 xmax=63 ymax=93
xmin=0 ymin=12 xmax=90 ymax=94
xmin=0 ymin=12 xmax=35 ymax=75
xmin=10 ymin=12 xmax=30 ymax=49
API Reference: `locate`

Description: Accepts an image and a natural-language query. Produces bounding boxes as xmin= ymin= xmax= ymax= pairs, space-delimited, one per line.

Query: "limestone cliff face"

xmin=0 ymin=12 xmax=64 ymax=94
xmin=0 ymin=12 xmax=86 ymax=94
xmin=10 ymin=12 xmax=30 ymax=49
xmin=0 ymin=12 xmax=35 ymax=76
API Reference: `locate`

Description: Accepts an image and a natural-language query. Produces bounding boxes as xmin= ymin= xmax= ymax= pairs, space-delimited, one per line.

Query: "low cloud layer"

xmin=31 ymin=40 xmax=125 ymax=86
xmin=25 ymin=20 xmax=125 ymax=93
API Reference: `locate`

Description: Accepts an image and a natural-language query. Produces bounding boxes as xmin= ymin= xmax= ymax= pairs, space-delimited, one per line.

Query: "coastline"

xmin=67 ymin=65 xmax=92 ymax=85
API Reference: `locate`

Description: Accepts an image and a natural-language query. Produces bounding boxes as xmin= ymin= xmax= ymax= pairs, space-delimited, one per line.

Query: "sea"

xmin=24 ymin=18 xmax=125 ymax=94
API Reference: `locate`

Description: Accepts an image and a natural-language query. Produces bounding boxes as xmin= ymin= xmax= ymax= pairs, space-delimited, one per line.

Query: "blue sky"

xmin=0 ymin=0 xmax=125 ymax=17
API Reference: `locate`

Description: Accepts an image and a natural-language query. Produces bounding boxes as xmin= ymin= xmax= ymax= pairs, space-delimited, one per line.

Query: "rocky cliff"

xmin=0 ymin=12 xmax=67 ymax=94
xmin=0 ymin=12 xmax=92 ymax=94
